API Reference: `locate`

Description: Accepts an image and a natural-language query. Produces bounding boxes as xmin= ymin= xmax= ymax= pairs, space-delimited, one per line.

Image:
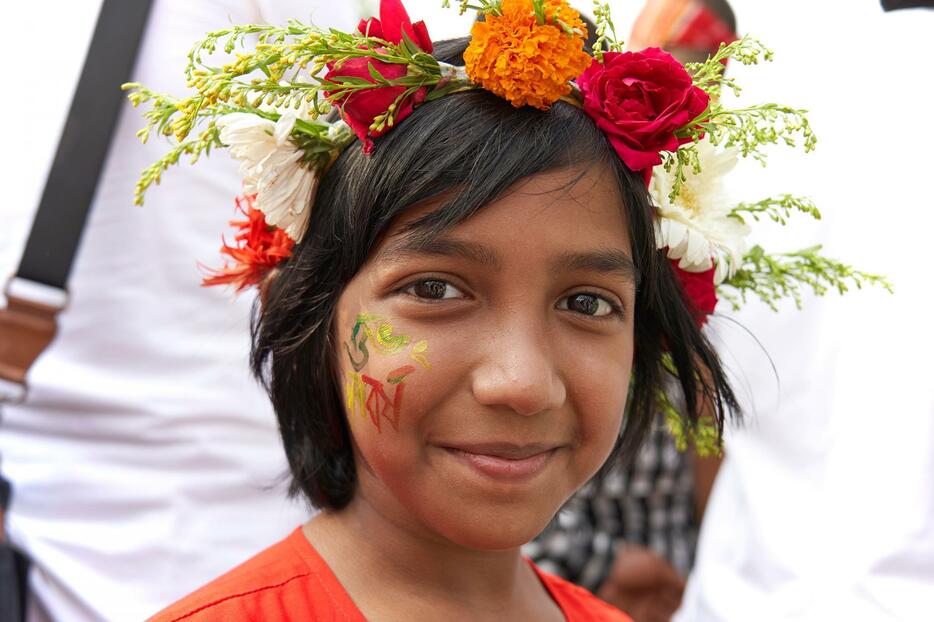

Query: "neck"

xmin=304 ymin=491 xmax=547 ymax=618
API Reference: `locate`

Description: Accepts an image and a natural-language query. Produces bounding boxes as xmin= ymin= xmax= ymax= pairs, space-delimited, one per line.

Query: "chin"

xmin=425 ymin=494 xmax=564 ymax=551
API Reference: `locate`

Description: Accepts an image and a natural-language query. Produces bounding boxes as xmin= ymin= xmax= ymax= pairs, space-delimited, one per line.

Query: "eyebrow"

xmin=553 ymin=249 xmax=640 ymax=287
xmin=377 ymin=235 xmax=639 ymax=285
xmin=376 ymin=235 xmax=500 ymax=268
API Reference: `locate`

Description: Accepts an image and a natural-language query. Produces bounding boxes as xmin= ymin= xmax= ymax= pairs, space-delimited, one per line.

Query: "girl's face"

xmin=334 ymin=165 xmax=637 ymax=550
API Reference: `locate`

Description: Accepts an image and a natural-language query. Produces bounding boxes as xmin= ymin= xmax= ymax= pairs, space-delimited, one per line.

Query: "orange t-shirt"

xmin=149 ymin=527 xmax=632 ymax=621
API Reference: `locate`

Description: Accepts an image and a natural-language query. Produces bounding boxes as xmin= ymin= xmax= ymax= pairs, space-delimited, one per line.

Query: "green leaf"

xmin=328 ymin=75 xmax=373 ymax=86
xmin=400 ymin=30 xmax=423 ymax=56
xmin=366 ymin=61 xmax=387 ymax=84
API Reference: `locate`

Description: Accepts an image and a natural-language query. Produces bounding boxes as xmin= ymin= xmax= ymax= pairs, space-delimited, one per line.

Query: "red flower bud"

xmin=671 ymin=259 xmax=718 ymax=328
xmin=328 ymin=0 xmax=432 ymax=153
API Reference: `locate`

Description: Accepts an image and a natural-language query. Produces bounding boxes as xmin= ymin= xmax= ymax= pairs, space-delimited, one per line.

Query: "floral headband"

xmin=126 ymin=0 xmax=888 ymax=453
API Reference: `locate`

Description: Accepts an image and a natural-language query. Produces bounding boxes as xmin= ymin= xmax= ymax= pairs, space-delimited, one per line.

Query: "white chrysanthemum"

xmin=216 ymin=112 xmax=317 ymax=241
xmin=650 ymin=138 xmax=751 ymax=284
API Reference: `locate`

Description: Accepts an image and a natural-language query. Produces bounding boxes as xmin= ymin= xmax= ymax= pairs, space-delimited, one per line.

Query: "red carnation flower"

xmin=202 ymin=194 xmax=294 ymax=292
xmin=578 ymin=48 xmax=710 ymax=184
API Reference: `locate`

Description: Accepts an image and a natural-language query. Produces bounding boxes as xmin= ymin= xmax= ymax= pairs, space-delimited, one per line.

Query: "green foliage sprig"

xmin=685 ymin=36 xmax=773 ymax=100
xmin=719 ymin=245 xmax=893 ymax=311
xmin=442 ymin=0 xmax=503 ymax=16
xmin=592 ymin=1 xmax=624 ymax=62
xmin=661 ymin=395 xmax=722 ymax=457
xmin=184 ymin=21 xmax=441 ymax=112
xmin=125 ymin=20 xmax=449 ymax=205
xmin=657 ymin=354 xmax=723 ymax=457
xmin=131 ymin=125 xmax=224 ymax=207
xmin=730 ymin=194 xmax=821 ymax=225
xmin=661 ymin=37 xmax=816 ymax=203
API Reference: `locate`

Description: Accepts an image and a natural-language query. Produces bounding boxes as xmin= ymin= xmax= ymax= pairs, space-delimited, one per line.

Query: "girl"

xmin=127 ymin=0 xmax=837 ymax=618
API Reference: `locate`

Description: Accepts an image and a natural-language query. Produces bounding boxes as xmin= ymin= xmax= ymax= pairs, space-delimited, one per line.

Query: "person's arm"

xmin=691 ymin=450 xmax=723 ymax=521
xmin=596 ymin=545 xmax=686 ymax=622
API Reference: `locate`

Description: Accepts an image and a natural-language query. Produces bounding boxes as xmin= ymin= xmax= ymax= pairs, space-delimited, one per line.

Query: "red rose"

xmin=671 ymin=260 xmax=717 ymax=328
xmin=578 ymin=48 xmax=709 ymax=184
xmin=326 ymin=0 xmax=432 ymax=153
xmin=357 ymin=0 xmax=432 ymax=53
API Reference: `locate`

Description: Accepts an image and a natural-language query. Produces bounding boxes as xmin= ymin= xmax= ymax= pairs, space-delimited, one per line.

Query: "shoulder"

xmin=535 ymin=567 xmax=633 ymax=622
xmin=147 ymin=528 xmax=331 ymax=622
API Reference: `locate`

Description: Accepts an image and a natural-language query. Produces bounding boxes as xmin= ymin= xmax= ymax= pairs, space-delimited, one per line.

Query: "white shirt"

xmin=0 ymin=1 xmax=357 ymax=620
xmin=676 ymin=2 xmax=934 ymax=620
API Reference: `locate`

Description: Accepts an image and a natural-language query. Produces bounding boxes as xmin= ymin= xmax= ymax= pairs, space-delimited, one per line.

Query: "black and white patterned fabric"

xmin=525 ymin=412 xmax=697 ymax=592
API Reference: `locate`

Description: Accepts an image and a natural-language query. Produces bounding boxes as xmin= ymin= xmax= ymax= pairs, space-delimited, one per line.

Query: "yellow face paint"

xmin=344 ymin=371 xmax=367 ymax=423
xmin=410 ymin=339 xmax=430 ymax=369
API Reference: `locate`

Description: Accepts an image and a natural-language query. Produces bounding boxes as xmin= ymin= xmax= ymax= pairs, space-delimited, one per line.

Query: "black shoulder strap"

xmin=881 ymin=0 xmax=934 ymax=10
xmin=15 ymin=0 xmax=154 ymax=289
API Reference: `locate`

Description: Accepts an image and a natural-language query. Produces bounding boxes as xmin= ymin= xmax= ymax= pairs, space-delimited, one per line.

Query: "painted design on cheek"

xmin=343 ymin=365 xmax=417 ymax=432
xmin=410 ymin=339 xmax=430 ymax=369
xmin=386 ymin=364 xmax=417 ymax=384
xmin=344 ymin=371 xmax=367 ymax=423
xmin=342 ymin=315 xmax=430 ymax=433
xmin=361 ymin=374 xmax=399 ymax=431
xmin=368 ymin=320 xmax=410 ymax=354
xmin=344 ymin=317 xmax=371 ymax=372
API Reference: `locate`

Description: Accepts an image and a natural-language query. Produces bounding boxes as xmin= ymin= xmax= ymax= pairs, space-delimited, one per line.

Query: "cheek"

xmin=336 ymin=312 xmax=452 ymax=477
xmin=564 ymin=334 xmax=634 ymax=464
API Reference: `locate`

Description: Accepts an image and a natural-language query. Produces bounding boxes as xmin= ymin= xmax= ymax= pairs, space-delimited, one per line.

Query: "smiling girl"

xmin=121 ymin=0 xmax=837 ymax=619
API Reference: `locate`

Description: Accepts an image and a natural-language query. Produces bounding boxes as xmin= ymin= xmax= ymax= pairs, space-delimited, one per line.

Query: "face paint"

xmin=368 ymin=320 xmax=410 ymax=354
xmin=410 ymin=340 xmax=430 ymax=369
xmin=344 ymin=371 xmax=367 ymax=423
xmin=344 ymin=318 xmax=371 ymax=372
xmin=343 ymin=314 xmax=430 ymax=432
xmin=360 ymin=373 xmax=404 ymax=432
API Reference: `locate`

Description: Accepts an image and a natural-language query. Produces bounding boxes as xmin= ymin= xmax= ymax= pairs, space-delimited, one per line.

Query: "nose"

xmin=470 ymin=321 xmax=567 ymax=417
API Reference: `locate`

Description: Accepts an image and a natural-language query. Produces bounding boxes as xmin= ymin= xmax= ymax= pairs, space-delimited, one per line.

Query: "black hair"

xmin=702 ymin=0 xmax=737 ymax=35
xmin=252 ymin=37 xmax=739 ymax=509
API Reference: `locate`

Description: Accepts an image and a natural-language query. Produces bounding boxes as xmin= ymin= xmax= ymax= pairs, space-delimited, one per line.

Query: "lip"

xmin=439 ymin=442 xmax=561 ymax=483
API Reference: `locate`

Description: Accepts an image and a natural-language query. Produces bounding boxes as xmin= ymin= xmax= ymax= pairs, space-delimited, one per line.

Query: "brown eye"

xmin=405 ymin=279 xmax=463 ymax=300
xmin=558 ymin=293 xmax=615 ymax=317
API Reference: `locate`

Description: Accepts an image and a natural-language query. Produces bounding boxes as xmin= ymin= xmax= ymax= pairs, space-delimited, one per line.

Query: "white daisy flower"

xmin=217 ymin=112 xmax=317 ymax=241
xmin=650 ymin=138 xmax=751 ymax=284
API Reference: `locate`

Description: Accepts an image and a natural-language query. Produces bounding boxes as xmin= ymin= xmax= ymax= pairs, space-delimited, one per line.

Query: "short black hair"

xmin=252 ymin=37 xmax=738 ymax=509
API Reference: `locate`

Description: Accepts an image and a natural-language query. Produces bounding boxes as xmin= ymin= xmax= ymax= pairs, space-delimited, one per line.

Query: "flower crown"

xmin=125 ymin=0 xmax=888 ymax=453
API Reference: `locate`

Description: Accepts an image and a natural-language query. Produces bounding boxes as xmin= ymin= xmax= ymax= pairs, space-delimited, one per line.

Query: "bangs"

xmin=307 ymin=87 xmax=648 ymax=284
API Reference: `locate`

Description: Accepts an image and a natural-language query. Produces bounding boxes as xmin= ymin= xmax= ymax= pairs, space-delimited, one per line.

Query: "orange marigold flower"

xmin=202 ymin=194 xmax=295 ymax=292
xmin=463 ymin=0 xmax=591 ymax=110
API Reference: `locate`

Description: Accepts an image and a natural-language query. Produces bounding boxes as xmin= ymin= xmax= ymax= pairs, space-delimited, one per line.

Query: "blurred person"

xmin=526 ymin=2 xmax=738 ymax=619
xmin=629 ymin=0 xmax=737 ymax=63
xmin=676 ymin=2 xmax=934 ymax=620
xmin=0 ymin=1 xmax=356 ymax=620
